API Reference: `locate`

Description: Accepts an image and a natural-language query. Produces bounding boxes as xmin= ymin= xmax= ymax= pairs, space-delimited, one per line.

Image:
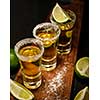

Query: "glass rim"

xmin=14 ymin=38 xmax=44 ymax=62
xmin=32 ymin=22 xmax=61 ymax=41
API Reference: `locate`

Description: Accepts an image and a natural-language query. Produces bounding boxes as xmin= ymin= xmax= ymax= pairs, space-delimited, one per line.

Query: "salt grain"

xmin=44 ymin=66 xmax=67 ymax=100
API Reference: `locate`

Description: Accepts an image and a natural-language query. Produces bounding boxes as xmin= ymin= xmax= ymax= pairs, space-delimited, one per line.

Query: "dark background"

xmin=10 ymin=0 xmax=89 ymax=57
xmin=10 ymin=0 xmax=89 ymax=99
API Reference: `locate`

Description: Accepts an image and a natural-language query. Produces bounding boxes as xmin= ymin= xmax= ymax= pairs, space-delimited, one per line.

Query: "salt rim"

xmin=14 ymin=38 xmax=44 ymax=62
xmin=33 ymin=22 xmax=61 ymax=41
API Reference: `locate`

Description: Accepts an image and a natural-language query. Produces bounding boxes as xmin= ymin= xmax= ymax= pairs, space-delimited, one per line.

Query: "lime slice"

xmin=74 ymin=86 xmax=89 ymax=100
xmin=10 ymin=48 xmax=19 ymax=71
xmin=65 ymin=30 xmax=72 ymax=38
xmin=75 ymin=57 xmax=89 ymax=78
xmin=10 ymin=79 xmax=34 ymax=100
xmin=52 ymin=3 xmax=71 ymax=23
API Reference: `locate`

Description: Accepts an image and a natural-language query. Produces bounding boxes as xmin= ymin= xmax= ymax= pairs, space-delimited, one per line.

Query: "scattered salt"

xmin=44 ymin=66 xmax=68 ymax=100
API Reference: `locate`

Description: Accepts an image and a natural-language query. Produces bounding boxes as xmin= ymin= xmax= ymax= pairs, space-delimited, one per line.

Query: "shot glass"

xmin=33 ymin=22 xmax=61 ymax=71
xmin=50 ymin=10 xmax=76 ymax=54
xmin=14 ymin=38 xmax=44 ymax=89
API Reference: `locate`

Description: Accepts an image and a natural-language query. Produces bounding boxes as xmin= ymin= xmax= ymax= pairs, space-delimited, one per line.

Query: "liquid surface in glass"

xmin=19 ymin=44 xmax=42 ymax=89
xmin=36 ymin=29 xmax=57 ymax=71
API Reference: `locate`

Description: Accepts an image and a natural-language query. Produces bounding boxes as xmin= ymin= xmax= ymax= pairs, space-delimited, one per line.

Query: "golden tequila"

xmin=50 ymin=10 xmax=76 ymax=54
xmin=15 ymin=38 xmax=44 ymax=89
xmin=33 ymin=23 xmax=60 ymax=71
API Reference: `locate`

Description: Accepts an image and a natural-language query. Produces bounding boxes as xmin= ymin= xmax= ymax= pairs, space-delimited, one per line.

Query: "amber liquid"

xmin=19 ymin=44 xmax=42 ymax=89
xmin=50 ymin=10 xmax=75 ymax=54
xmin=58 ymin=29 xmax=72 ymax=54
xmin=57 ymin=24 xmax=73 ymax=54
xmin=37 ymin=30 xmax=57 ymax=71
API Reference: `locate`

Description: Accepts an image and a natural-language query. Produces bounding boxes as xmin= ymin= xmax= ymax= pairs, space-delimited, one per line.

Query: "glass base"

xmin=41 ymin=63 xmax=57 ymax=71
xmin=22 ymin=72 xmax=42 ymax=89
xmin=57 ymin=47 xmax=71 ymax=55
xmin=23 ymin=79 xmax=42 ymax=89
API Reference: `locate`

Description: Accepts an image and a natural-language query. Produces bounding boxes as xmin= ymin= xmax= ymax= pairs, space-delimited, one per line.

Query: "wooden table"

xmin=10 ymin=1 xmax=84 ymax=100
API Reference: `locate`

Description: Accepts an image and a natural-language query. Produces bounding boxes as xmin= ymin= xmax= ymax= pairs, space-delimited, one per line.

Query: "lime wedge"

xmin=10 ymin=79 xmax=34 ymax=100
xmin=75 ymin=57 xmax=89 ymax=78
xmin=74 ymin=86 xmax=89 ymax=100
xmin=52 ymin=3 xmax=71 ymax=23
xmin=10 ymin=48 xmax=19 ymax=71
xmin=65 ymin=30 xmax=72 ymax=38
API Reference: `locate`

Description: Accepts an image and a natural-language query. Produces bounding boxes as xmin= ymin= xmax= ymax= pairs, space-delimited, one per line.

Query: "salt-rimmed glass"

xmin=15 ymin=38 xmax=44 ymax=89
xmin=33 ymin=22 xmax=61 ymax=71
